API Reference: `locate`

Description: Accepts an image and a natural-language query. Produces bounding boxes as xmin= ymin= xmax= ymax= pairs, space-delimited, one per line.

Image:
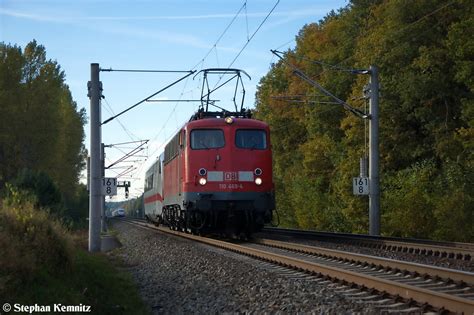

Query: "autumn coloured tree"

xmin=255 ymin=0 xmax=473 ymax=241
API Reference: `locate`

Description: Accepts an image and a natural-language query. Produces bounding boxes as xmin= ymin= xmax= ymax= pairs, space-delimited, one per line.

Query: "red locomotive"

xmin=144 ymin=108 xmax=275 ymax=236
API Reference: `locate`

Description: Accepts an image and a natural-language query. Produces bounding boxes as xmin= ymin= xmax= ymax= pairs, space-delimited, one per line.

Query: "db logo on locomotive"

xmin=224 ymin=172 xmax=238 ymax=181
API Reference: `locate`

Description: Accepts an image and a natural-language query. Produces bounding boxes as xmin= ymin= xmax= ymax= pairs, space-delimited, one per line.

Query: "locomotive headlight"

xmin=225 ymin=116 xmax=234 ymax=124
xmin=199 ymin=178 xmax=207 ymax=186
xmin=255 ymin=177 xmax=262 ymax=186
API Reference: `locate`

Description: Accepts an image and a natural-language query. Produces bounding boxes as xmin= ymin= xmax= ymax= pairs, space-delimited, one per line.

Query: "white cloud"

xmin=0 ymin=6 xmax=335 ymax=23
xmin=0 ymin=7 xmax=59 ymax=22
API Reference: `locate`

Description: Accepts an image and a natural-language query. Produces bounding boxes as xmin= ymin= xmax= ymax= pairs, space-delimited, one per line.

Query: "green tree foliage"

xmin=66 ymin=184 xmax=90 ymax=228
xmin=255 ymin=0 xmax=473 ymax=241
xmin=0 ymin=40 xmax=87 ymax=221
xmin=8 ymin=169 xmax=64 ymax=217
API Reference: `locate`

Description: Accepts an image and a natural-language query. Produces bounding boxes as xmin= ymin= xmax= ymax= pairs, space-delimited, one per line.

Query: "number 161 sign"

xmin=353 ymin=177 xmax=369 ymax=195
xmin=102 ymin=177 xmax=117 ymax=196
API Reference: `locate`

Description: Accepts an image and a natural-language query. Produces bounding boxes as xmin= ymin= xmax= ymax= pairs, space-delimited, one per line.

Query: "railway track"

xmin=118 ymin=218 xmax=474 ymax=313
xmin=261 ymin=227 xmax=474 ymax=261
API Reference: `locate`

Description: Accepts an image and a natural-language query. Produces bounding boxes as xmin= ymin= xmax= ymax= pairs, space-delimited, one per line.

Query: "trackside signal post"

xmin=88 ymin=63 xmax=102 ymax=252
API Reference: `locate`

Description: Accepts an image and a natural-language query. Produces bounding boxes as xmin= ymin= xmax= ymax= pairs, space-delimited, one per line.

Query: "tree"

xmin=254 ymin=0 xmax=473 ymax=241
xmin=0 ymin=40 xmax=87 ymax=221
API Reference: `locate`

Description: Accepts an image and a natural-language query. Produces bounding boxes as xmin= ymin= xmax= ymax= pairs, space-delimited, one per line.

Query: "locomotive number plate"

xmin=224 ymin=172 xmax=238 ymax=181
xmin=219 ymin=183 xmax=244 ymax=190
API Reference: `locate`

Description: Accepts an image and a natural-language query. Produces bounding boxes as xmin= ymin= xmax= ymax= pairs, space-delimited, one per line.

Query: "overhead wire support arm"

xmin=270 ymin=50 xmax=369 ymax=119
xmin=104 ymin=139 xmax=149 ymax=148
xmin=292 ymin=70 xmax=369 ymax=119
xmin=106 ymin=147 xmax=144 ymax=170
xmin=105 ymin=140 xmax=149 ymax=169
xmin=100 ymin=68 xmax=192 ymax=73
xmin=146 ymin=99 xmax=220 ymax=103
xmin=102 ymin=70 xmax=196 ymax=125
xmin=117 ymin=166 xmax=136 ymax=178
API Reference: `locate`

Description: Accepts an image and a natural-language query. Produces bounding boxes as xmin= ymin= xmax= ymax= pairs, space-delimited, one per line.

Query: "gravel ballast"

xmin=109 ymin=221 xmax=380 ymax=314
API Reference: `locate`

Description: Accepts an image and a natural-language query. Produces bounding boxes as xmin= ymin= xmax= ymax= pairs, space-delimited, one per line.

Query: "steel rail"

xmin=254 ymin=238 xmax=474 ymax=285
xmin=118 ymin=219 xmax=474 ymax=313
xmin=262 ymin=227 xmax=474 ymax=260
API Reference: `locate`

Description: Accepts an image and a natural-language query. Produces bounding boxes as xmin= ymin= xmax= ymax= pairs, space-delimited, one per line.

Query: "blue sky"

xmin=1 ymin=0 xmax=348 ymax=200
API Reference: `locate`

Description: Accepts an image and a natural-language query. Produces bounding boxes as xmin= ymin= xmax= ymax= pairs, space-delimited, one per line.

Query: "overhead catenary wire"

xmin=102 ymin=69 xmax=197 ymax=189
xmin=272 ymin=49 xmax=367 ymax=74
xmin=103 ymin=98 xmax=141 ymax=142
xmin=208 ymin=0 xmax=280 ymax=92
xmin=145 ymin=76 xmax=193 ymax=159
xmin=102 ymin=70 xmax=196 ymax=125
xmin=244 ymin=1 xmax=250 ymax=41
xmin=138 ymin=0 xmax=282 ymax=172
xmin=226 ymin=0 xmax=280 ymax=70
xmin=117 ymin=166 xmax=136 ymax=178
xmin=100 ymin=3 xmax=296 ymax=199
xmin=145 ymin=99 xmax=219 ymax=103
xmin=102 ymin=100 xmax=147 ymax=182
xmin=271 ymin=49 xmax=368 ymax=119
xmin=101 ymin=68 xmax=192 ymax=73
xmin=191 ymin=1 xmax=248 ymax=70
xmin=106 ymin=140 xmax=148 ymax=169
xmin=268 ymin=0 xmax=457 ymax=120
xmin=101 ymin=0 xmax=279 ymax=199
xmin=275 ymin=38 xmax=295 ymax=50
xmin=102 ymin=0 xmax=456 ymax=202
xmin=272 ymin=0 xmax=457 ymax=82
xmin=104 ymin=140 xmax=148 ymax=147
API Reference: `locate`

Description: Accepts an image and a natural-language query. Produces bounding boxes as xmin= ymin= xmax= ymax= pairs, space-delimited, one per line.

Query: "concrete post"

xmin=101 ymin=143 xmax=107 ymax=233
xmin=88 ymin=63 xmax=101 ymax=252
xmin=369 ymin=65 xmax=380 ymax=236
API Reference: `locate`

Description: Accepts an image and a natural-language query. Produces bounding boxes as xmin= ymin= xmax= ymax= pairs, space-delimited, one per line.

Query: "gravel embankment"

xmin=254 ymin=232 xmax=474 ymax=272
xmin=109 ymin=221 xmax=380 ymax=314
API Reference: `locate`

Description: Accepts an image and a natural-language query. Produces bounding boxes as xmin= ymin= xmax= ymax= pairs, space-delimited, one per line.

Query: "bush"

xmin=0 ymin=187 xmax=73 ymax=286
xmin=8 ymin=168 xmax=65 ymax=218
xmin=382 ymin=160 xmax=437 ymax=238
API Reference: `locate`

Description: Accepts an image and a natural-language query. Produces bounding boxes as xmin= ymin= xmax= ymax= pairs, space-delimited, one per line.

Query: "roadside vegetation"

xmin=0 ymin=187 xmax=148 ymax=314
xmin=0 ymin=41 xmax=148 ymax=313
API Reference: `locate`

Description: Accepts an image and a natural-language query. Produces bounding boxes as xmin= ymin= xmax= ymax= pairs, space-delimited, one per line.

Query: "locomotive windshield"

xmin=235 ymin=129 xmax=267 ymax=150
xmin=191 ymin=129 xmax=225 ymax=149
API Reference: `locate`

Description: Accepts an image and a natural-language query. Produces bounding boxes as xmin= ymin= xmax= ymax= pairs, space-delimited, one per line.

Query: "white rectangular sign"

xmin=353 ymin=177 xmax=369 ymax=195
xmin=102 ymin=177 xmax=117 ymax=196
